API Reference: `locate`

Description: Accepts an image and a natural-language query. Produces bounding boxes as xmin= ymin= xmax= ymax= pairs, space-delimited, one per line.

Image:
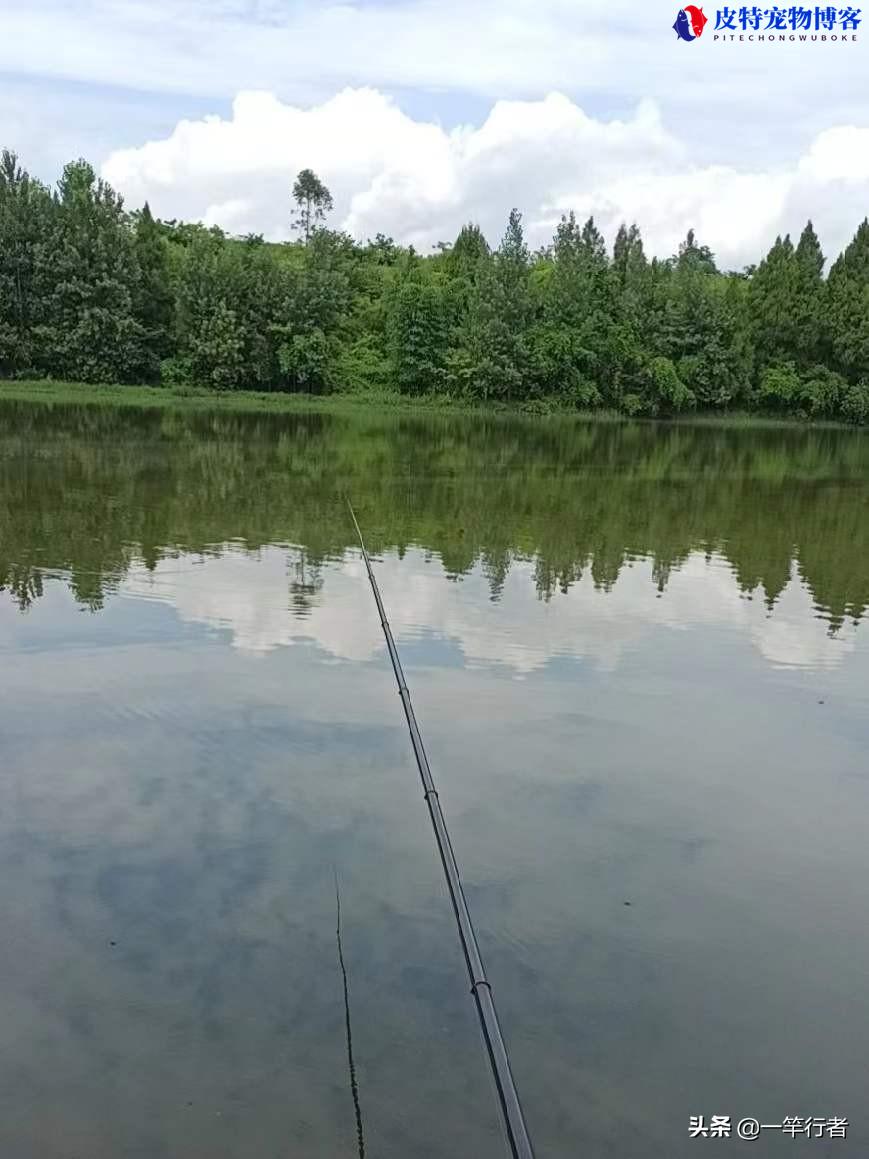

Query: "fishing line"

xmin=334 ymin=867 xmax=366 ymax=1159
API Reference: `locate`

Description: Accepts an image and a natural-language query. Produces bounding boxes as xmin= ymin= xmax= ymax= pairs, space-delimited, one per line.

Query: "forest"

xmin=1 ymin=149 xmax=868 ymax=423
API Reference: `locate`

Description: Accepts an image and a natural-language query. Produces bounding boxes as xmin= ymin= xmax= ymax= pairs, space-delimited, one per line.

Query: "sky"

xmin=2 ymin=0 xmax=869 ymax=266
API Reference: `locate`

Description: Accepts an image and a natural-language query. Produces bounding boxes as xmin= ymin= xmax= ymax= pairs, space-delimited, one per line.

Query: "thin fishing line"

xmin=334 ymin=867 xmax=366 ymax=1159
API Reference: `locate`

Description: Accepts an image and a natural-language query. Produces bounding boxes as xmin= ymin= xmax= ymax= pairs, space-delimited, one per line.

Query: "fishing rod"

xmin=348 ymin=501 xmax=535 ymax=1159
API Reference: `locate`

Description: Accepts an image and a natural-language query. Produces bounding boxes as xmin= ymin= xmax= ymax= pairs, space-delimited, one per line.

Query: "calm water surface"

xmin=1 ymin=401 xmax=868 ymax=1158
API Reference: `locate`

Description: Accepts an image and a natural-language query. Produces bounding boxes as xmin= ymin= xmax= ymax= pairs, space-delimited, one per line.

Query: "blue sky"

xmin=2 ymin=0 xmax=868 ymax=263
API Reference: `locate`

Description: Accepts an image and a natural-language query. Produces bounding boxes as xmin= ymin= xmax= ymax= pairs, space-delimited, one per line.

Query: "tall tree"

xmin=748 ymin=234 xmax=798 ymax=371
xmin=791 ymin=220 xmax=827 ymax=368
xmin=651 ymin=231 xmax=747 ymax=408
xmin=291 ymin=169 xmax=333 ymax=244
xmin=448 ymin=222 xmax=490 ymax=278
xmin=133 ymin=202 xmax=174 ymax=379
xmin=0 ymin=150 xmax=52 ymax=376
xmin=275 ymin=229 xmax=356 ymax=392
xmin=612 ymin=222 xmax=647 ymax=290
xmin=386 ymin=255 xmax=451 ymax=394
xmin=35 ymin=160 xmax=147 ymax=382
xmin=827 ymin=219 xmax=869 ymax=382
xmin=451 ymin=208 xmax=532 ymax=400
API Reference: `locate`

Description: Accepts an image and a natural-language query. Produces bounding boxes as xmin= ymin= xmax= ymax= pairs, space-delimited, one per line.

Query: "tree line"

xmin=1 ymin=149 xmax=868 ymax=422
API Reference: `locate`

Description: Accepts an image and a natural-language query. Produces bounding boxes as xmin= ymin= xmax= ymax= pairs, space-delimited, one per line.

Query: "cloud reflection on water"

xmin=120 ymin=544 xmax=860 ymax=673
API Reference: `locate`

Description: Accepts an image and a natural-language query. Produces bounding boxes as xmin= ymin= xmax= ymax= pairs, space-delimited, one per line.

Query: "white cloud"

xmin=4 ymin=0 xmax=867 ymax=135
xmin=119 ymin=545 xmax=860 ymax=673
xmin=101 ymin=87 xmax=869 ymax=266
xmin=797 ymin=125 xmax=869 ymax=183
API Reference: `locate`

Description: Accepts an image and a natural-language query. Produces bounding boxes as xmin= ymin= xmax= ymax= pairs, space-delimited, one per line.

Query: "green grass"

xmin=0 ymin=378 xmax=860 ymax=430
xmin=0 ymin=379 xmax=611 ymax=420
xmin=0 ymin=379 xmax=404 ymax=415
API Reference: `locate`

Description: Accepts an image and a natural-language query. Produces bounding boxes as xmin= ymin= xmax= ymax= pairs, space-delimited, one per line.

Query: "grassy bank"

xmin=0 ymin=379 xmax=860 ymax=430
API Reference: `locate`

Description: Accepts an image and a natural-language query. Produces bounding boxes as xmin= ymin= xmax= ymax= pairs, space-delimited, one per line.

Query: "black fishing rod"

xmin=348 ymin=502 xmax=535 ymax=1159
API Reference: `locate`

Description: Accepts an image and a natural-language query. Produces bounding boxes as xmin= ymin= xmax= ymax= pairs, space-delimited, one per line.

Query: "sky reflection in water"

xmin=0 ymin=403 xmax=867 ymax=1157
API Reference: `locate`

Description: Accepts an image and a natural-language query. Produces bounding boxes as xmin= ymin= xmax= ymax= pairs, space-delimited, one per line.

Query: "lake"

xmin=0 ymin=399 xmax=867 ymax=1158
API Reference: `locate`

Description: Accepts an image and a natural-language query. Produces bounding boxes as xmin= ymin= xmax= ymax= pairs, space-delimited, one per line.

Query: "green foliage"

xmin=173 ymin=229 xmax=286 ymax=391
xmin=34 ymin=160 xmax=150 ymax=383
xmin=840 ymin=381 xmax=869 ymax=425
xmin=0 ymin=149 xmax=868 ymax=423
xmin=827 ymin=219 xmax=869 ymax=382
xmin=798 ymin=365 xmax=846 ymax=418
xmin=133 ymin=203 xmax=173 ymax=379
xmin=448 ymin=223 xmax=490 ymax=275
xmin=759 ymin=364 xmax=801 ymax=411
xmin=277 ymin=329 xmax=330 ymax=391
xmin=647 ymin=356 xmax=695 ymax=413
xmin=0 ymin=150 xmax=53 ymax=377
xmin=386 ymin=261 xmax=451 ymax=394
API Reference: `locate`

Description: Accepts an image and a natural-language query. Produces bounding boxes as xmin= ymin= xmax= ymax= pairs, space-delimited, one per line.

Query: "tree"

xmin=0 ymin=150 xmax=53 ymax=376
xmin=676 ymin=228 xmax=717 ymax=274
xmin=827 ymin=219 xmax=869 ymax=382
xmin=34 ymin=159 xmax=148 ymax=382
xmin=274 ymin=229 xmax=356 ymax=392
xmin=448 ymin=223 xmax=490 ymax=278
xmin=748 ymin=234 xmax=797 ymax=371
xmin=1 ymin=144 xmax=868 ymax=425
xmin=652 ymin=233 xmax=748 ymax=409
xmin=791 ymin=220 xmax=827 ymax=369
xmin=580 ymin=216 xmax=608 ymax=267
xmin=133 ymin=202 xmax=174 ymax=378
xmin=449 ymin=209 xmax=533 ymax=400
xmin=291 ymin=169 xmax=333 ymax=244
xmin=386 ymin=257 xmax=451 ymax=394
xmin=528 ymin=212 xmax=611 ymax=404
xmin=172 ymin=227 xmax=287 ymax=390
xmin=612 ymin=223 xmax=647 ymax=290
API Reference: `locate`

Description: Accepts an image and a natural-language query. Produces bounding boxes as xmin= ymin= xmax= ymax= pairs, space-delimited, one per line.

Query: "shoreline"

xmin=0 ymin=379 xmax=861 ymax=430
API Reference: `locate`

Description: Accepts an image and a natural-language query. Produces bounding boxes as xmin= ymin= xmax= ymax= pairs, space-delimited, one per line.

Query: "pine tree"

xmin=791 ymin=220 xmax=827 ymax=368
xmin=448 ymin=223 xmax=490 ymax=276
xmin=748 ymin=234 xmax=798 ymax=371
xmin=133 ymin=203 xmax=174 ymax=378
xmin=827 ymin=219 xmax=869 ymax=382
xmin=612 ymin=223 xmax=647 ymax=290
xmin=386 ymin=256 xmax=450 ymax=394
xmin=534 ymin=213 xmax=621 ymax=405
xmin=653 ymin=231 xmax=746 ymax=408
xmin=446 ymin=211 xmax=532 ymax=400
xmin=580 ymin=216 xmax=608 ymax=269
xmin=0 ymin=150 xmax=52 ymax=376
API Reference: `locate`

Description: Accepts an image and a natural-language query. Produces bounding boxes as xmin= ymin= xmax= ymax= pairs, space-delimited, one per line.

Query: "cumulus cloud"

xmin=6 ymin=0 xmax=869 ymax=208
xmin=120 ymin=545 xmax=859 ymax=673
xmin=101 ymin=88 xmax=869 ymax=266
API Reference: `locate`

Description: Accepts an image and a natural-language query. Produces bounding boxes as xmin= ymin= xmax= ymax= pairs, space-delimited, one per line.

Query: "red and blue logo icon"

xmin=673 ymin=6 xmax=708 ymax=39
